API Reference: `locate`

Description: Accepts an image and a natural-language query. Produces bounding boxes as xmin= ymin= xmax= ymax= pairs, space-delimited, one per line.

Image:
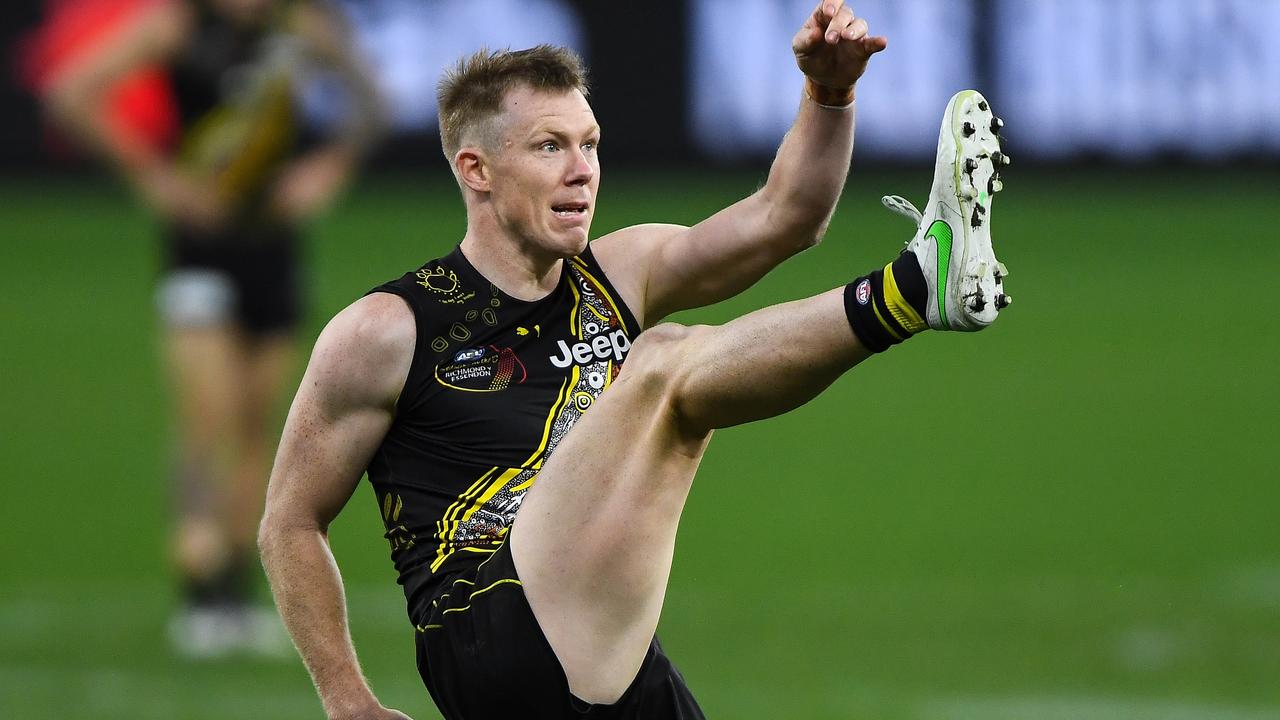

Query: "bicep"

xmin=264 ymin=295 xmax=415 ymax=531
xmin=594 ymin=193 xmax=789 ymax=324
xmin=265 ymin=377 xmax=393 ymax=531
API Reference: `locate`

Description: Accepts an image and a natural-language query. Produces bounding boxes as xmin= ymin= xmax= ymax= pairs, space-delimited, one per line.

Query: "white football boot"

xmin=882 ymin=90 xmax=1011 ymax=331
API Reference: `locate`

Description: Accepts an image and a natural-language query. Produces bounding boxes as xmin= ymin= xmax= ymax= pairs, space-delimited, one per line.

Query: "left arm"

xmin=593 ymin=0 xmax=886 ymax=327
xmin=272 ymin=1 xmax=385 ymax=220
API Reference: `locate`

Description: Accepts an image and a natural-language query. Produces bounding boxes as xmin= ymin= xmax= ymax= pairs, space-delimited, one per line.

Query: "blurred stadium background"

xmin=2 ymin=0 xmax=1278 ymax=718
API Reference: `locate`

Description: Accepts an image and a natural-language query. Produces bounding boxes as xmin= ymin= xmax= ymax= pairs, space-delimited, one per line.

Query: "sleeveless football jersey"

xmin=366 ymin=244 xmax=640 ymax=616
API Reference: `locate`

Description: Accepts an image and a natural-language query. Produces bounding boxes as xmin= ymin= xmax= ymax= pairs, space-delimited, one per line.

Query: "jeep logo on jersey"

xmin=549 ymin=329 xmax=630 ymax=368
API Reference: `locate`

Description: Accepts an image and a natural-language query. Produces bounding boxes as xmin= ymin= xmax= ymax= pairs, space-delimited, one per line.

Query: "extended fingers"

xmin=810 ymin=1 xmax=846 ymax=41
xmin=824 ymin=3 xmax=852 ymax=44
xmin=796 ymin=0 xmax=834 ymax=52
xmin=798 ymin=1 xmax=886 ymax=58
xmin=811 ymin=0 xmax=844 ymax=28
xmin=842 ymin=17 xmax=868 ymax=42
xmin=825 ymin=6 xmax=871 ymax=46
xmin=861 ymin=34 xmax=889 ymax=55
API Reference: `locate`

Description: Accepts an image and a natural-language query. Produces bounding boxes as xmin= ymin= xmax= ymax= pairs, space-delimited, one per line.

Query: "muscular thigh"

xmin=510 ymin=324 xmax=711 ymax=704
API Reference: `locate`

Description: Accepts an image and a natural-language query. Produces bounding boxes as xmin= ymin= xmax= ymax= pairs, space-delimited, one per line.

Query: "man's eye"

xmin=582 ymin=142 xmax=596 ymax=152
xmin=540 ymin=141 xmax=559 ymax=152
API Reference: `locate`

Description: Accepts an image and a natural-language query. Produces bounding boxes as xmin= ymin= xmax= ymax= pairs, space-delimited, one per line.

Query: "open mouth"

xmin=551 ymin=202 xmax=589 ymax=218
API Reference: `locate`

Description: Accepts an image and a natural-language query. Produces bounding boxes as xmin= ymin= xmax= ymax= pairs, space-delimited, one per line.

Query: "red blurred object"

xmin=17 ymin=0 xmax=178 ymax=154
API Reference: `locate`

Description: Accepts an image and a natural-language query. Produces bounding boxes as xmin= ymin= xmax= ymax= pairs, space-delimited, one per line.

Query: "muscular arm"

xmin=259 ymin=293 xmax=414 ymax=720
xmin=593 ymin=98 xmax=856 ymax=326
xmin=593 ymin=0 xmax=887 ymax=327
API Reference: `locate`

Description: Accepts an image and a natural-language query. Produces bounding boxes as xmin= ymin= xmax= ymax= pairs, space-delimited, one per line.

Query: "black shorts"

xmin=157 ymin=223 xmax=303 ymax=336
xmin=414 ymin=541 xmax=705 ymax=719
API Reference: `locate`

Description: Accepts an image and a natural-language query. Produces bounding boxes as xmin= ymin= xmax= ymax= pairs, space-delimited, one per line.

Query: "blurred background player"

xmin=30 ymin=0 xmax=382 ymax=657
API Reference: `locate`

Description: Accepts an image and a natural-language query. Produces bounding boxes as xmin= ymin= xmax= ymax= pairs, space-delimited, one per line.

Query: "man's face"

xmin=483 ymin=86 xmax=600 ymax=259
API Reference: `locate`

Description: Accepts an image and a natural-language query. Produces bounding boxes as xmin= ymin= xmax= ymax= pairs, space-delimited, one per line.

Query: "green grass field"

xmin=2 ymin=165 xmax=1278 ymax=719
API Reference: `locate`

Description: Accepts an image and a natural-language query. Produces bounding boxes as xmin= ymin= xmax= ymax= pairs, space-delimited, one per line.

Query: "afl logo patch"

xmin=436 ymin=345 xmax=527 ymax=392
xmin=854 ymin=279 xmax=872 ymax=306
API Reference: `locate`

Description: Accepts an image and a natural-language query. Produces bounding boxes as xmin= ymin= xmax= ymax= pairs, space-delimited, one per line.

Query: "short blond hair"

xmin=436 ymin=45 xmax=589 ymax=161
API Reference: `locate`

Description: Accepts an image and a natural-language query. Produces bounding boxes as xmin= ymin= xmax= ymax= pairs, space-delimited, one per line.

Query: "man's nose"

xmin=565 ymin=149 xmax=594 ymax=185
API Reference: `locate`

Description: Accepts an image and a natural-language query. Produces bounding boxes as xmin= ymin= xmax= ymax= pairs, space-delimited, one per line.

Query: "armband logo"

xmin=855 ymin=278 xmax=872 ymax=306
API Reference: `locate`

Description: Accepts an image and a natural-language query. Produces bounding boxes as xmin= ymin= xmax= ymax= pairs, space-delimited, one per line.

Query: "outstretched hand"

xmin=792 ymin=1 xmax=887 ymax=89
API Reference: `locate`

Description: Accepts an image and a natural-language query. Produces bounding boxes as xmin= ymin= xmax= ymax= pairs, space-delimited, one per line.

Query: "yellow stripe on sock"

xmin=870 ymin=297 xmax=904 ymax=342
xmin=882 ymin=262 xmax=928 ymax=334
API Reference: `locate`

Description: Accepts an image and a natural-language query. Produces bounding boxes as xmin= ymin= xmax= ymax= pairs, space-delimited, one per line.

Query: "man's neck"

xmin=458 ymin=226 xmax=565 ymax=303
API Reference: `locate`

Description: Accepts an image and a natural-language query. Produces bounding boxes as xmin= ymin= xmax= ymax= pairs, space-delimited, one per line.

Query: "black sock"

xmin=843 ymin=251 xmax=929 ymax=353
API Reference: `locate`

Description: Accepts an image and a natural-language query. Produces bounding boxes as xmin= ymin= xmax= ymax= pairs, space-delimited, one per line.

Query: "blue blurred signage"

xmin=321 ymin=0 xmax=585 ymax=131
xmin=688 ymin=0 xmax=1280 ymax=160
xmin=996 ymin=0 xmax=1280 ymax=159
xmin=688 ymin=0 xmax=979 ymax=159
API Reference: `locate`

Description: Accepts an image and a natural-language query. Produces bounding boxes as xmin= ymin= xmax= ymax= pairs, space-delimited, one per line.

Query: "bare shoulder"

xmin=591 ymin=223 xmax=687 ymax=262
xmin=307 ymin=293 xmax=416 ymax=412
xmin=590 ymin=224 xmax=688 ymax=328
xmin=320 ymin=292 xmax=415 ymax=352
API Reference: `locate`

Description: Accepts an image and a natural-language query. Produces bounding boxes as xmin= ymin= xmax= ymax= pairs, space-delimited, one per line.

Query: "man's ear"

xmin=455 ymin=148 xmax=490 ymax=193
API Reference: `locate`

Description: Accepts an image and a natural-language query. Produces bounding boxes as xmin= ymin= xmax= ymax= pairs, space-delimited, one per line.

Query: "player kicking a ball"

xmin=259 ymin=1 xmax=1010 ymax=717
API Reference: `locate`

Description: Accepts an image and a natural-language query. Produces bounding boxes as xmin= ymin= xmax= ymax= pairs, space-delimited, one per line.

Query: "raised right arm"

xmin=259 ymin=292 xmax=416 ymax=720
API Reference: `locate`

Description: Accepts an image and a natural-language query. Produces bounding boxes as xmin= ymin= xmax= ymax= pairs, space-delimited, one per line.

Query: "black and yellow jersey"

xmin=366 ymin=244 xmax=640 ymax=618
xmin=170 ymin=0 xmax=303 ymax=220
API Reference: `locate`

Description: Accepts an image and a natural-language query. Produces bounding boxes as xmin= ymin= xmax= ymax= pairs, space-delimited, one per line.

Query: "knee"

xmin=629 ymin=322 xmax=700 ymax=356
xmin=621 ymin=322 xmax=712 ymax=402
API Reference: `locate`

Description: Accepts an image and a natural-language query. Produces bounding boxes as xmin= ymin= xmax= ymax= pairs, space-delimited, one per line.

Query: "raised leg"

xmin=511 ymin=288 xmax=870 ymax=703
